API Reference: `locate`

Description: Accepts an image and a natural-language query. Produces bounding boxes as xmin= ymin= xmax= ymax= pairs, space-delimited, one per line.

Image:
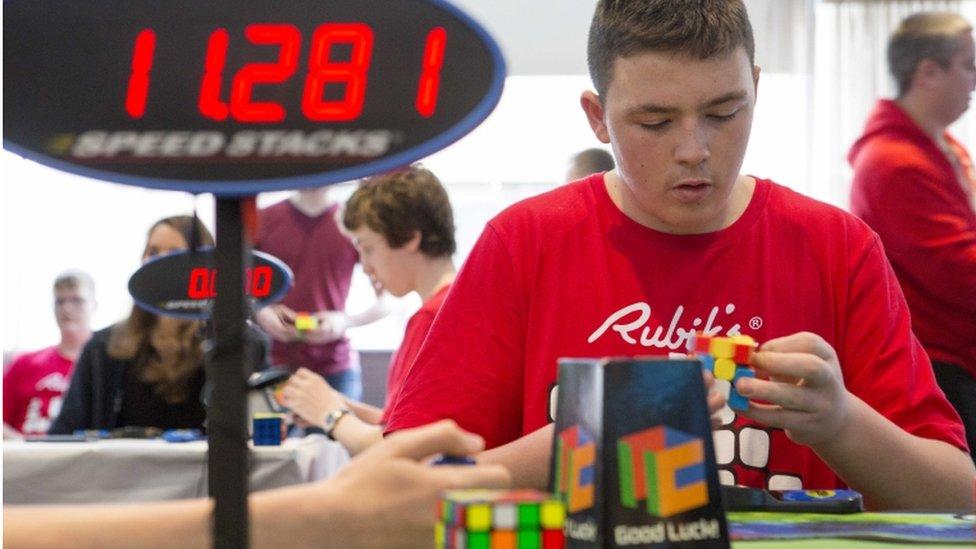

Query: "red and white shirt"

xmin=4 ymin=346 xmax=74 ymax=435
xmin=386 ymin=174 xmax=967 ymax=490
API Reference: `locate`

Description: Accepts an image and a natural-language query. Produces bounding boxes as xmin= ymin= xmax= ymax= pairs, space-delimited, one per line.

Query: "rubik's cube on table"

xmin=687 ymin=332 xmax=757 ymax=411
xmin=436 ymin=489 xmax=566 ymax=549
xmin=252 ymin=412 xmax=285 ymax=446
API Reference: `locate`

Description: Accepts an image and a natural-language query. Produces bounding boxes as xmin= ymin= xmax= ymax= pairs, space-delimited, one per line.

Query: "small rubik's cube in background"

xmin=252 ymin=413 xmax=285 ymax=446
xmin=437 ymin=489 xmax=566 ymax=549
xmin=294 ymin=312 xmax=318 ymax=332
xmin=688 ymin=332 xmax=758 ymax=411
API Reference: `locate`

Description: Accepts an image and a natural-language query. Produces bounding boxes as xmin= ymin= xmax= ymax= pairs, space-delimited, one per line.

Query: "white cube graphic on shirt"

xmin=739 ymin=427 xmax=770 ymax=468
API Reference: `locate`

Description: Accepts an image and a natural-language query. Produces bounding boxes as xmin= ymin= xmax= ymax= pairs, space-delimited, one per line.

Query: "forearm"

xmin=345 ymin=294 xmax=392 ymax=328
xmin=332 ymin=415 xmax=384 ymax=456
xmin=812 ymin=396 xmax=975 ymax=511
xmin=4 ymin=500 xmax=211 ymax=549
xmin=251 ymin=484 xmax=347 ymax=549
xmin=477 ymin=424 xmax=553 ymax=489
xmin=343 ymin=398 xmax=385 ymax=425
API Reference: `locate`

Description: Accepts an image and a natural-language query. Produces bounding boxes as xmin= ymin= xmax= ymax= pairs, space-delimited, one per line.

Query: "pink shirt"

xmin=256 ymin=200 xmax=359 ymax=375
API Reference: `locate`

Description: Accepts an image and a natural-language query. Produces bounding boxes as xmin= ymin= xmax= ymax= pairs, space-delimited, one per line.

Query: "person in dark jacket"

xmin=51 ymin=216 xmax=218 ymax=434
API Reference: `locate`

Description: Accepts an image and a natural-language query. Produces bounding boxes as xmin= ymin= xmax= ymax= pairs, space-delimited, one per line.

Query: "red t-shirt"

xmin=849 ymin=99 xmax=976 ymax=378
xmin=386 ymin=175 xmax=967 ymax=490
xmin=3 ymin=346 xmax=74 ymax=434
xmin=380 ymin=284 xmax=451 ymax=424
xmin=256 ymin=200 xmax=359 ymax=376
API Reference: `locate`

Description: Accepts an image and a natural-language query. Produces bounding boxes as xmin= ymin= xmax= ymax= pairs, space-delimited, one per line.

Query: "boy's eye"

xmin=639 ymin=120 xmax=670 ymax=131
xmin=708 ymin=111 xmax=739 ymax=122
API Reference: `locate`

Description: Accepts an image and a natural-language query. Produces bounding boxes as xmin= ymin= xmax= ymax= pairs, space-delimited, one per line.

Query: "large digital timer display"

xmin=3 ymin=0 xmax=505 ymax=195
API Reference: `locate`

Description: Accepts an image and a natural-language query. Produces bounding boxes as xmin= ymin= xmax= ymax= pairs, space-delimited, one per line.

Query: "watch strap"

xmin=323 ymin=407 xmax=351 ymax=441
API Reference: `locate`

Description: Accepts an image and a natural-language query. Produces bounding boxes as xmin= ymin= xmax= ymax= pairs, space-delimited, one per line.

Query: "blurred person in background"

xmin=3 ymin=270 xmax=96 ymax=436
xmin=565 ymin=147 xmax=615 ymax=182
xmin=50 ymin=216 xmax=216 ymax=434
xmin=849 ymin=11 xmax=976 ymax=463
xmin=283 ymin=166 xmax=457 ymax=455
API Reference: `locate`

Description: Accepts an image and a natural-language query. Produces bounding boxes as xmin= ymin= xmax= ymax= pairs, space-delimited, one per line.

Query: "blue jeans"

xmin=324 ymin=368 xmax=362 ymax=401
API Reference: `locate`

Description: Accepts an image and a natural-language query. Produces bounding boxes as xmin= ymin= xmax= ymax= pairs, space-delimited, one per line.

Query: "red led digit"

xmin=187 ymin=268 xmax=210 ymax=299
xmin=415 ymin=27 xmax=447 ymax=118
xmin=125 ymin=29 xmax=156 ymax=119
xmin=301 ymin=23 xmax=374 ymax=122
xmin=230 ymin=24 xmax=301 ymax=123
xmin=250 ymin=266 xmax=272 ymax=298
xmin=199 ymin=29 xmax=230 ymax=121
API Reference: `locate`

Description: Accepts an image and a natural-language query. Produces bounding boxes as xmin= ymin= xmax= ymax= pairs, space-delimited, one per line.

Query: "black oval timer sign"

xmin=3 ymin=0 xmax=506 ymax=195
xmin=128 ymin=249 xmax=294 ymax=320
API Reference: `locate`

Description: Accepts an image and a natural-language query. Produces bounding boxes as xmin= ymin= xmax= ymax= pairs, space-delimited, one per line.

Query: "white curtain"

xmin=810 ymin=0 xmax=971 ymax=207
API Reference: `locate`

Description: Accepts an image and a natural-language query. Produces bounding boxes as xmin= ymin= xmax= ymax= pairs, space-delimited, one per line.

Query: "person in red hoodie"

xmin=849 ymin=11 xmax=976 ymax=462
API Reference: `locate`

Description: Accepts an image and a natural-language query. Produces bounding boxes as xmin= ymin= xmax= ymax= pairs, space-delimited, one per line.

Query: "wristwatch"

xmin=323 ymin=407 xmax=351 ymax=441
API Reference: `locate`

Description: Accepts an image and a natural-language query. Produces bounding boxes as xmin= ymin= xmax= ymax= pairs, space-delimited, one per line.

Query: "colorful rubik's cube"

xmin=436 ymin=489 xmax=566 ymax=549
xmin=688 ymin=332 xmax=758 ymax=411
xmin=294 ymin=312 xmax=318 ymax=332
xmin=252 ymin=412 xmax=285 ymax=446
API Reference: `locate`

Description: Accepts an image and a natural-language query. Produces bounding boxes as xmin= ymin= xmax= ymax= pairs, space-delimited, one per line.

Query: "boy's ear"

xmin=405 ymin=230 xmax=421 ymax=253
xmin=580 ymin=90 xmax=611 ymax=144
xmin=752 ymin=64 xmax=761 ymax=101
xmin=915 ymin=58 xmax=943 ymax=87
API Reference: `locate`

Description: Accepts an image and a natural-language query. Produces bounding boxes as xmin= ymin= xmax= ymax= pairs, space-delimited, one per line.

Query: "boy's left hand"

xmin=281 ymin=367 xmax=346 ymax=427
xmin=735 ymin=332 xmax=853 ymax=447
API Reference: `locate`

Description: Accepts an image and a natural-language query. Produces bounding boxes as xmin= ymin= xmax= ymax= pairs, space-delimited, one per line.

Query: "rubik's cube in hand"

xmin=294 ymin=312 xmax=318 ymax=332
xmin=688 ymin=332 xmax=757 ymax=411
xmin=437 ymin=489 xmax=566 ymax=549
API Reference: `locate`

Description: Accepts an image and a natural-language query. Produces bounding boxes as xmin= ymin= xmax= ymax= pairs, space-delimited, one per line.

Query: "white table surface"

xmin=2 ymin=435 xmax=349 ymax=504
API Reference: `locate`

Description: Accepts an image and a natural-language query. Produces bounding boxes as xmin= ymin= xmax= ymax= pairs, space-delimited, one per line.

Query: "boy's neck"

xmin=605 ymin=171 xmax=755 ymax=235
xmin=57 ymin=330 xmax=90 ymax=361
xmin=895 ymin=94 xmax=950 ymax=143
xmin=414 ymin=258 xmax=456 ymax=302
xmin=290 ymin=189 xmax=334 ymax=217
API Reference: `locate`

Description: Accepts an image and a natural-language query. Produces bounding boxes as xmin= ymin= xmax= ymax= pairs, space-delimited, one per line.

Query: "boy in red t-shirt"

xmin=282 ymin=166 xmax=457 ymax=456
xmin=4 ymin=270 xmax=96 ymax=435
xmin=386 ymin=0 xmax=975 ymax=510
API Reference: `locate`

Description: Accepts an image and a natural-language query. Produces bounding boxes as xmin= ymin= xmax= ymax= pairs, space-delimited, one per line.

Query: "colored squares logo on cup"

xmin=555 ymin=425 xmax=596 ymax=513
xmin=618 ymin=425 xmax=708 ymax=517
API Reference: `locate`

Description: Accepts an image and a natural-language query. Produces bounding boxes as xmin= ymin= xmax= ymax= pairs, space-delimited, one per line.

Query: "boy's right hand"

xmin=735 ymin=332 xmax=853 ymax=448
xmin=255 ymin=304 xmax=299 ymax=342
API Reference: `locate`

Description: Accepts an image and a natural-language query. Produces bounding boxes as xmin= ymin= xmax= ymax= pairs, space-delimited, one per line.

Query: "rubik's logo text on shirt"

xmin=618 ymin=425 xmax=708 ymax=517
xmin=555 ymin=425 xmax=596 ymax=513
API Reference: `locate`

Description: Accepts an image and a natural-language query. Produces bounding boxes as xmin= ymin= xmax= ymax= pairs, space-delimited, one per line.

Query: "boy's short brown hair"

xmin=888 ymin=12 xmax=973 ymax=97
xmin=588 ymin=0 xmax=755 ymax=97
xmin=342 ymin=166 xmax=456 ymax=257
xmin=53 ymin=269 xmax=95 ymax=293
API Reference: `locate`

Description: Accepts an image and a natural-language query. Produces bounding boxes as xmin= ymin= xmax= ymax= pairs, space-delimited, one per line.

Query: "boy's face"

xmin=582 ymin=47 xmax=758 ymax=233
xmin=54 ymin=285 xmax=95 ymax=335
xmin=142 ymin=223 xmax=189 ymax=263
xmin=936 ymin=31 xmax=976 ymax=123
xmin=350 ymin=226 xmax=416 ymax=298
